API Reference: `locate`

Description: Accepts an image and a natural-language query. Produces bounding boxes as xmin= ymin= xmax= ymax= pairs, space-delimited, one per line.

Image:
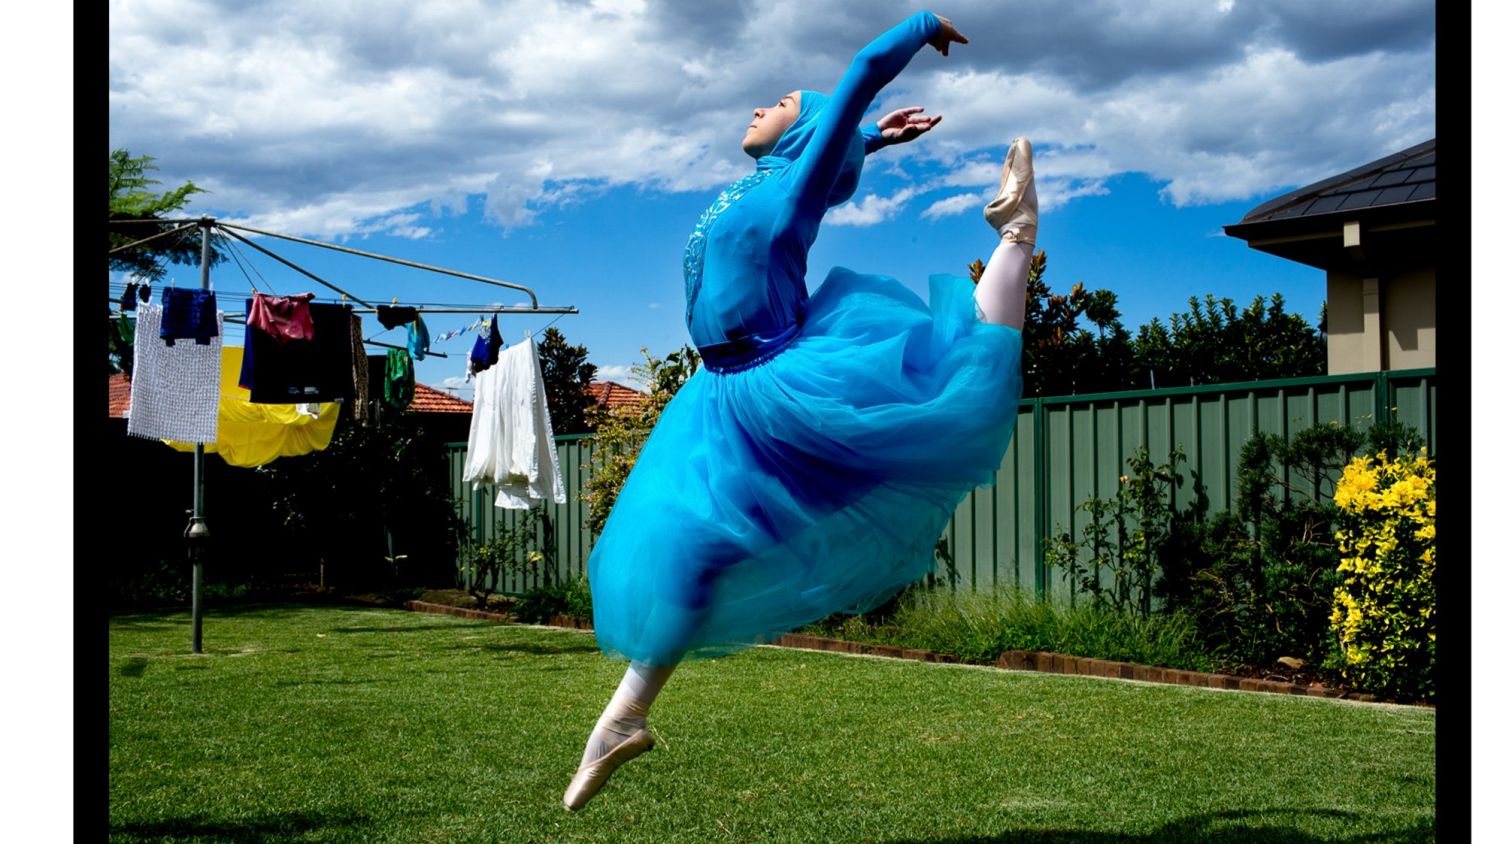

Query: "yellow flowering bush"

xmin=1330 ymin=449 xmax=1436 ymax=701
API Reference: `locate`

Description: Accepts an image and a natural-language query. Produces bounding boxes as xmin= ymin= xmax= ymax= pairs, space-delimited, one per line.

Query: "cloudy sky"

xmin=107 ymin=0 xmax=1435 ymax=393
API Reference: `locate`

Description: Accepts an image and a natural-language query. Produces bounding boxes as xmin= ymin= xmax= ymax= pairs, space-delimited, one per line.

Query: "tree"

xmin=108 ymin=149 xmax=223 ymax=281
xmin=969 ymin=250 xmax=1133 ymax=398
xmin=536 ymin=327 xmax=599 ymax=435
xmin=967 ymin=251 xmax=1326 ymax=397
xmin=582 ymin=343 xmax=701 ymax=535
xmin=108 ymin=150 xmax=226 ymax=377
xmin=1131 ymin=293 xmax=1323 ymax=389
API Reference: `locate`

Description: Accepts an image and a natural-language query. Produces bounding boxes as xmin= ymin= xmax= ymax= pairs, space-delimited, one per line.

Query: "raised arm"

xmin=787 ymin=12 xmax=962 ymax=208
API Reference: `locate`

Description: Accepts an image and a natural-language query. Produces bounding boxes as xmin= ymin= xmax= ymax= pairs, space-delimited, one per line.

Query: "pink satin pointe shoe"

xmin=562 ymin=720 xmax=655 ymax=812
xmin=982 ymin=136 xmax=1037 ymax=247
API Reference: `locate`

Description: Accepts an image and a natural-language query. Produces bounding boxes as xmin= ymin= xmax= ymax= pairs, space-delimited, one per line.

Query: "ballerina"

xmin=564 ymin=10 xmax=1036 ymax=811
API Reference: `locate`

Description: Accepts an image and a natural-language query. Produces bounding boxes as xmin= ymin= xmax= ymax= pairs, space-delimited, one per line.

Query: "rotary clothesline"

xmin=109 ymin=215 xmax=579 ymax=653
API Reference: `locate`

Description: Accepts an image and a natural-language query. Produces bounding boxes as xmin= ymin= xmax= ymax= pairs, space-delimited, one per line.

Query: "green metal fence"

xmin=449 ymin=367 xmax=1435 ymax=600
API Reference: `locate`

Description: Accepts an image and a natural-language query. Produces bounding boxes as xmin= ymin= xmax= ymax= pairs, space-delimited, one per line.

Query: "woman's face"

xmin=741 ymin=91 xmax=800 ymax=158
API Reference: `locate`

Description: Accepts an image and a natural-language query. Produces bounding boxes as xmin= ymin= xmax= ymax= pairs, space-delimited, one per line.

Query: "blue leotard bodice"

xmin=683 ymin=11 xmax=942 ymax=372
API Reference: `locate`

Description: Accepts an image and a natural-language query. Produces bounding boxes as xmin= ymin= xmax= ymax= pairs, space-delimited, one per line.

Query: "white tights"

xmin=973 ymin=178 xmax=1037 ymax=330
xmin=581 ymin=661 xmax=676 ymax=764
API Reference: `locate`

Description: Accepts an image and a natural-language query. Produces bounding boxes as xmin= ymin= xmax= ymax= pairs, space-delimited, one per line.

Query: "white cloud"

xmin=593 ymin=364 xmax=645 ymax=388
xmin=920 ymin=192 xmax=983 ymax=221
xmin=110 ymin=0 xmax=1433 ymax=233
xmin=826 ymin=187 xmax=917 ymax=227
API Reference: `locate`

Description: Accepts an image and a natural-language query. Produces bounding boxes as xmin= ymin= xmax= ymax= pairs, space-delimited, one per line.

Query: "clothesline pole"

xmin=186 ymin=216 xmax=215 ymax=654
xmin=217 ymin=221 xmax=544 ymax=309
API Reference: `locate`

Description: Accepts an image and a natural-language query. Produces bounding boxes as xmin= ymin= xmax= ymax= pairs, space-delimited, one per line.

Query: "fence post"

xmin=1032 ymin=397 xmax=1049 ymax=604
xmin=1374 ymin=370 xmax=1391 ymax=427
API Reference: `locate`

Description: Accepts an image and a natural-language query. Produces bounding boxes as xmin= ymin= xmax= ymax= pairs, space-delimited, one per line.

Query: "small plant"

xmin=459 ymin=512 xmax=545 ymax=610
xmin=1046 ymin=445 xmax=1185 ymax=618
xmin=512 ymin=577 xmax=593 ymax=624
xmin=1329 ymin=449 xmax=1436 ymax=701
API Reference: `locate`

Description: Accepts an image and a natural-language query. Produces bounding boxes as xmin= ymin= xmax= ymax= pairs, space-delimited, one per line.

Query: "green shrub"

xmin=458 ymin=512 xmax=547 ymax=610
xmin=1046 ymin=445 xmax=1185 ymax=618
xmin=1329 ymin=449 xmax=1436 ymax=701
xmin=805 ymin=586 xmax=1214 ymax=672
xmin=512 ymin=577 xmax=593 ymax=624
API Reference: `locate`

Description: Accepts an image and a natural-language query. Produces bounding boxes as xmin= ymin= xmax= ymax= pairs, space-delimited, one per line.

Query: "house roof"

xmin=587 ymin=380 xmax=647 ymax=416
xmin=107 ymin=372 xmax=473 ymax=417
xmin=1223 ymin=138 xmax=1436 ymax=274
xmin=409 ymin=383 xmax=474 ymax=413
xmin=1233 ymin=138 xmax=1436 ymax=226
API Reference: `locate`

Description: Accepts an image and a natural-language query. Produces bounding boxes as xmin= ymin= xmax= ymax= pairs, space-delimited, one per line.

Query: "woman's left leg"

xmin=563 ymin=660 xmax=677 ymax=811
xmin=973 ymin=136 xmax=1037 ymax=330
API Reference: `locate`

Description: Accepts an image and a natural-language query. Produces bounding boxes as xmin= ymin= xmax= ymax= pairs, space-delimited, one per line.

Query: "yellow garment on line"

xmin=164 ymin=346 xmax=340 ymax=467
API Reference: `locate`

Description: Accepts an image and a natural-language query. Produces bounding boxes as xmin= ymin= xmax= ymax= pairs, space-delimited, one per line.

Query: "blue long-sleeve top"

xmin=684 ymin=12 xmax=942 ymax=372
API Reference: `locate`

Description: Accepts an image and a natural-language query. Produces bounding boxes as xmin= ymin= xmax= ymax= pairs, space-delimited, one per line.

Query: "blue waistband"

xmin=698 ymin=321 xmax=804 ymax=374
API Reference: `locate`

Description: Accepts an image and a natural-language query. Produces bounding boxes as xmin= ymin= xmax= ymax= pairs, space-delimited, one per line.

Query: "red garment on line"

xmin=248 ymin=292 xmax=316 ymax=343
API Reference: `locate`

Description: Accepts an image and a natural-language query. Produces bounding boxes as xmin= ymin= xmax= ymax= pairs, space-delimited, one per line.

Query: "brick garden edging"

xmin=404 ymin=600 xmax=592 ymax=630
xmin=404 ymin=601 xmax=1402 ymax=705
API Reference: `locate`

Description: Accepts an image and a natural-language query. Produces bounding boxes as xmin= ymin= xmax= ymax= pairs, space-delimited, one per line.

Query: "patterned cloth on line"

xmin=128 ymin=301 xmax=223 ymax=443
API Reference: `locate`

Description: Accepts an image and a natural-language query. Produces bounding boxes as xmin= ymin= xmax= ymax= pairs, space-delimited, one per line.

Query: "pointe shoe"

xmin=562 ymin=722 xmax=655 ymax=812
xmin=983 ymin=136 xmax=1037 ymax=247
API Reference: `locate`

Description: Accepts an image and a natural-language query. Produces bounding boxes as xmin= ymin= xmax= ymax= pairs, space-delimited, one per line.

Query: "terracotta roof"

xmin=409 ymin=383 xmax=473 ymax=413
xmin=108 ymin=372 xmax=131 ymax=418
xmin=107 ymin=372 xmax=472 ymax=417
xmin=587 ymin=380 xmax=648 ymax=416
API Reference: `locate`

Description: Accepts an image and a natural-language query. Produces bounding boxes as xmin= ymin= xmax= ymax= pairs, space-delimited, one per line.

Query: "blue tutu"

xmin=588 ymin=269 xmax=1022 ymax=664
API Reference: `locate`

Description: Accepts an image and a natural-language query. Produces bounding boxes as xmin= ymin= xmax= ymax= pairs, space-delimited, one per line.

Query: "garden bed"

xmin=403 ymin=590 xmax=1418 ymax=707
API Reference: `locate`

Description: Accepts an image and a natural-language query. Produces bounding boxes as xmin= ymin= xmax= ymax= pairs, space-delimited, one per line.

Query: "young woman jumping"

xmin=565 ymin=10 xmax=1037 ymax=811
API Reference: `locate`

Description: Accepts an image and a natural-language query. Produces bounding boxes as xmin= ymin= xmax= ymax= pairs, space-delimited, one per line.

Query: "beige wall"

xmin=1325 ymin=268 xmax=1436 ymax=374
xmin=1384 ymin=267 xmax=1436 ymax=370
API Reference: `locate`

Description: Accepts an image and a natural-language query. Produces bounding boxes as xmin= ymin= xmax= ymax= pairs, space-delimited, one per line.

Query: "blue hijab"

xmin=755 ymin=89 xmax=864 ymax=208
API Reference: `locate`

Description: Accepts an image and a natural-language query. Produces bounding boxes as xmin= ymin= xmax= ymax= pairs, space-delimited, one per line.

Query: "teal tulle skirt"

xmin=588 ymin=269 xmax=1023 ymax=665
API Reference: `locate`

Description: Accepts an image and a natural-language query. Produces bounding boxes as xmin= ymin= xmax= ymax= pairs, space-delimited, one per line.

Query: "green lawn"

xmin=109 ymin=604 xmax=1436 ymax=843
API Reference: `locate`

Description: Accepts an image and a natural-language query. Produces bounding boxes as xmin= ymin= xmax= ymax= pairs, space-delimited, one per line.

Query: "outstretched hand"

xmin=877 ymin=107 xmax=942 ymax=145
xmin=929 ymin=14 xmax=968 ymax=56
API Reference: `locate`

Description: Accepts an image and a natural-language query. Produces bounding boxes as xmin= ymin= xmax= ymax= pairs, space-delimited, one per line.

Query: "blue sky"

xmin=107 ymin=0 xmax=1435 ymax=397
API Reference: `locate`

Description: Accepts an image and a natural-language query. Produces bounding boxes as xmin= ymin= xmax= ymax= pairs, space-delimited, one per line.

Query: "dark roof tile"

xmin=1408 ymin=166 xmax=1435 ymax=182
xmin=1407 ymin=181 xmax=1437 ymax=201
xmin=1340 ymin=189 xmax=1384 ymax=209
xmin=1307 ymin=195 xmax=1347 ymax=214
xmin=1335 ymin=175 xmax=1379 ymax=193
xmin=1375 ymin=184 xmax=1417 ymax=204
xmin=1408 ymin=152 xmax=1436 ymax=167
xmin=1372 ymin=169 xmax=1411 ymax=188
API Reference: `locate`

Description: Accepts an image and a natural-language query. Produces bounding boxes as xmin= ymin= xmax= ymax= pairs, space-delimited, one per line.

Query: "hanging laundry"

xmin=384 ymin=348 xmax=415 ymax=409
xmin=116 ymin=310 xmax=134 ymax=344
xmin=462 ymin=336 xmax=566 ymax=510
xmin=465 ymin=313 xmax=501 ymax=379
xmin=239 ymin=301 xmax=355 ymax=403
xmin=484 ymin=315 xmax=503 ymax=366
xmin=407 ymin=313 xmax=430 ymax=361
xmin=159 ymin=287 xmax=220 ymax=346
xmin=139 ymin=283 xmax=151 ymax=304
xmin=350 ymin=314 xmax=370 ymax=423
xmin=163 ymin=346 xmax=340 ymax=468
xmin=376 ymin=304 xmax=418 ymax=330
xmin=128 ymin=301 xmax=222 ymax=443
xmin=120 ymin=282 xmax=139 ymax=311
xmin=246 ymin=291 xmax=316 ymax=343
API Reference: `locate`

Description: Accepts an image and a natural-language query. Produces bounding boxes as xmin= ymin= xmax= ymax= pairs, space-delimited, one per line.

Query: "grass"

xmin=803 ymin=587 xmax=1218 ymax=673
xmin=109 ymin=603 xmax=1436 ymax=843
